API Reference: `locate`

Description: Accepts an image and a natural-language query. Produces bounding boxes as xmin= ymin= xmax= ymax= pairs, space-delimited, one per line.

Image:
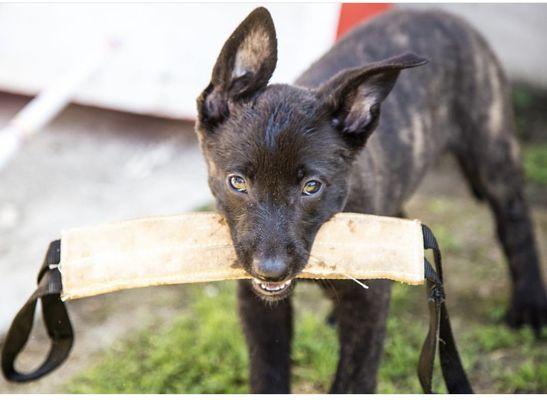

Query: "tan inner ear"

xmin=233 ymin=26 xmax=271 ymax=79
xmin=344 ymin=73 xmax=391 ymax=129
xmin=353 ymin=85 xmax=378 ymax=115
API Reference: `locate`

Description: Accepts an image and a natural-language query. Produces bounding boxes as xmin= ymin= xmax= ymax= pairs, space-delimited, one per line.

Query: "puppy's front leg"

xmin=328 ymin=279 xmax=392 ymax=393
xmin=237 ymin=281 xmax=293 ymax=393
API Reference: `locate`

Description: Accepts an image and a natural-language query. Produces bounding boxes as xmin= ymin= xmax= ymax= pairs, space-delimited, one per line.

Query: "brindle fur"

xmin=195 ymin=7 xmax=546 ymax=393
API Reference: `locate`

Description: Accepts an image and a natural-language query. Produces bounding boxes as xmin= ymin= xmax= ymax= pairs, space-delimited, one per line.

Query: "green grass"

xmin=66 ymin=284 xmax=249 ymax=394
xmin=513 ymin=87 xmax=535 ymax=141
xmin=65 ymin=280 xmax=546 ymax=394
xmin=66 ymin=282 xmax=339 ymax=394
xmin=523 ymin=145 xmax=547 ymax=186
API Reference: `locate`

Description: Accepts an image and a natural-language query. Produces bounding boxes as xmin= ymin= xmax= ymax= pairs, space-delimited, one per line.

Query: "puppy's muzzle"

xmin=251 ymin=256 xmax=293 ymax=298
xmin=252 ymin=256 xmax=289 ymax=281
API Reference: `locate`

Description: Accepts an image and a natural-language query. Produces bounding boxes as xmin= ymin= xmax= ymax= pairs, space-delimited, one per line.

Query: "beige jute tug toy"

xmin=1 ymin=212 xmax=473 ymax=393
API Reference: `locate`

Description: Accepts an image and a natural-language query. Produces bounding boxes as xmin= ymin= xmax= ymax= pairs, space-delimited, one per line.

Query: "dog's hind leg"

xmin=452 ymin=52 xmax=546 ymax=334
xmin=325 ymin=279 xmax=392 ymax=393
xmin=237 ymin=281 xmax=293 ymax=393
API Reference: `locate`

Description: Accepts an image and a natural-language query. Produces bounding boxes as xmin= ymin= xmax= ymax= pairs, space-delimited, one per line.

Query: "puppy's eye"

xmin=302 ymin=180 xmax=322 ymax=196
xmin=228 ymin=175 xmax=248 ymax=193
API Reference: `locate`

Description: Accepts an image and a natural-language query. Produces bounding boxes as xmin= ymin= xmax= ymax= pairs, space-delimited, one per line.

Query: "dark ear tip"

xmin=252 ymin=6 xmax=271 ymax=15
xmin=248 ymin=7 xmax=274 ymax=24
xmin=398 ymin=52 xmax=429 ymax=68
xmin=242 ymin=7 xmax=276 ymax=43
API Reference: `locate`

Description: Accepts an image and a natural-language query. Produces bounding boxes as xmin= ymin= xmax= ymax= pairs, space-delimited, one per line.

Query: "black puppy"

xmin=195 ymin=7 xmax=545 ymax=393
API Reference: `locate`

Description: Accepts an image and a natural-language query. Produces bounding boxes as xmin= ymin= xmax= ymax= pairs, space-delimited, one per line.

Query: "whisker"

xmin=306 ymin=255 xmax=369 ymax=290
xmin=340 ymin=272 xmax=369 ymax=290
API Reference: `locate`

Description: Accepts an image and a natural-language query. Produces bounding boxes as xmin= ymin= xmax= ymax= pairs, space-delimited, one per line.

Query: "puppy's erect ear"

xmin=197 ymin=7 xmax=277 ymax=127
xmin=318 ymin=53 xmax=428 ymax=150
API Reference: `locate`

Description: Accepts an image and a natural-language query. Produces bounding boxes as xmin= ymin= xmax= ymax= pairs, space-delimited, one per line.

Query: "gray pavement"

xmin=0 ymin=93 xmax=212 ymax=332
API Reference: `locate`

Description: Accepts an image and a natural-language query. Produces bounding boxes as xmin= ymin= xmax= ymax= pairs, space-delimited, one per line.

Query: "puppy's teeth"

xmin=255 ymin=279 xmax=292 ymax=293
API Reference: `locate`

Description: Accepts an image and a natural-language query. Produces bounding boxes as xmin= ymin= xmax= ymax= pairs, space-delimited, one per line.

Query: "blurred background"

xmin=0 ymin=3 xmax=545 ymax=394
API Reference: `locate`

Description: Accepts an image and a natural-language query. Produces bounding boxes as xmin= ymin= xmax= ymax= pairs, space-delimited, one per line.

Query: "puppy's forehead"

xmin=216 ymin=85 xmax=338 ymax=170
xmin=253 ymin=84 xmax=318 ymax=118
xmin=257 ymin=88 xmax=321 ymax=153
xmin=237 ymin=84 xmax=320 ymax=140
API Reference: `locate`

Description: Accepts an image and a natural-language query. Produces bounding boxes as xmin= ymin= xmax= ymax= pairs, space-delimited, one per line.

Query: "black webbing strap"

xmin=1 ymin=240 xmax=73 ymax=383
xmin=418 ymin=224 xmax=473 ymax=394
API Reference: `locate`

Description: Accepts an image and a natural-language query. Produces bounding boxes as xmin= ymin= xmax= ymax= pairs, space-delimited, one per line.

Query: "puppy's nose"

xmin=252 ymin=256 xmax=288 ymax=281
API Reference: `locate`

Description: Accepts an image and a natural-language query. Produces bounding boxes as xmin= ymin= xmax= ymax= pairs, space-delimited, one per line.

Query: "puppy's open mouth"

xmin=251 ymin=278 xmax=293 ymax=299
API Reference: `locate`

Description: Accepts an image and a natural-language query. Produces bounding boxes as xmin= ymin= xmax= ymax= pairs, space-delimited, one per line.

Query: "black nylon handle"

xmin=1 ymin=240 xmax=73 ymax=383
xmin=418 ymin=224 xmax=473 ymax=394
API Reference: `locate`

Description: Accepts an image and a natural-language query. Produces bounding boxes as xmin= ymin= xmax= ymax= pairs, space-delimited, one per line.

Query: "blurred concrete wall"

xmin=0 ymin=3 xmax=545 ymax=119
xmin=0 ymin=3 xmax=339 ymax=119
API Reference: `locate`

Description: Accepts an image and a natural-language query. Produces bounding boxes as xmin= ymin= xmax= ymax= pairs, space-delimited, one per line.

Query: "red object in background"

xmin=336 ymin=3 xmax=392 ymax=40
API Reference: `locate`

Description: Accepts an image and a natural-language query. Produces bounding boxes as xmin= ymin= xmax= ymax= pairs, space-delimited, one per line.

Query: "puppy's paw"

xmin=505 ymin=280 xmax=547 ymax=338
